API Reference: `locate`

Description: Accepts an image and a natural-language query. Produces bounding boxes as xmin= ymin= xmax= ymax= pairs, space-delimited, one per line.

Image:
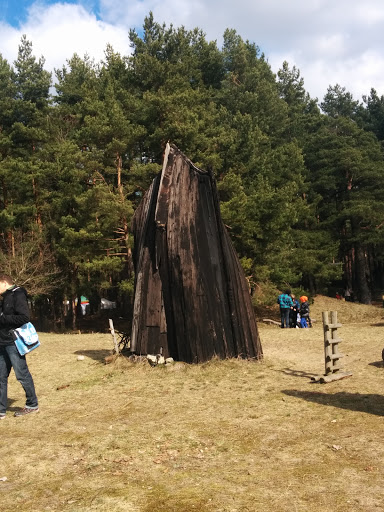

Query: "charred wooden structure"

xmin=131 ymin=143 xmax=262 ymax=363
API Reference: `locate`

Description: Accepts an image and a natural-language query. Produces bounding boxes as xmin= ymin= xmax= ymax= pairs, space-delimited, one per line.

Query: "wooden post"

xmin=109 ymin=318 xmax=119 ymax=355
xmin=330 ymin=310 xmax=342 ymax=372
xmin=322 ymin=311 xmax=332 ymax=374
xmin=311 ymin=311 xmax=352 ymax=383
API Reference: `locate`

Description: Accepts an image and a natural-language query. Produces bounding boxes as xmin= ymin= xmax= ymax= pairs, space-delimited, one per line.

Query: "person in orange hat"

xmin=299 ymin=296 xmax=312 ymax=327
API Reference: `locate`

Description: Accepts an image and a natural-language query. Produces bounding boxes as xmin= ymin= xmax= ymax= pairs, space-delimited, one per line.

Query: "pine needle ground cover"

xmin=1 ymin=296 xmax=384 ymax=512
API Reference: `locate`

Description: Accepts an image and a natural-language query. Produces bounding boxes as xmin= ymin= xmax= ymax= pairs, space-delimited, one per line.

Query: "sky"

xmin=1 ymin=0 xmax=384 ymax=103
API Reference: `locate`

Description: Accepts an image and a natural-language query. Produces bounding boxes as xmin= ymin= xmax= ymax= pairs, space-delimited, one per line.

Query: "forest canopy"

xmin=1 ymin=13 xmax=384 ymax=329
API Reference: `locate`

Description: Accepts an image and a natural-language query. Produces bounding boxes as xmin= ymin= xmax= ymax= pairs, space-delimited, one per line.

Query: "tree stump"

xmin=130 ymin=143 xmax=263 ymax=363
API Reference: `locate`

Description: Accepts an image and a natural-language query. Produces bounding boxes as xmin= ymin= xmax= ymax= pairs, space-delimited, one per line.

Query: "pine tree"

xmin=361 ymin=88 xmax=384 ymax=141
xmin=305 ymin=114 xmax=384 ymax=303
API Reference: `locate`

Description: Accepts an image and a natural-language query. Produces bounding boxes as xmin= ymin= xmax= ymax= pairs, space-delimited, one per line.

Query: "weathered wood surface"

xmin=130 ymin=143 xmax=263 ymax=363
xmin=311 ymin=372 xmax=353 ymax=383
xmin=323 ymin=311 xmax=344 ymax=375
xmin=312 ymin=310 xmax=352 ymax=383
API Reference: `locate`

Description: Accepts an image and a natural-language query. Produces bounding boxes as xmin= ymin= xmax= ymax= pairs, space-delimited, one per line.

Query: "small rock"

xmin=147 ymin=354 xmax=158 ymax=366
xmin=77 ymin=355 xmax=85 ymax=361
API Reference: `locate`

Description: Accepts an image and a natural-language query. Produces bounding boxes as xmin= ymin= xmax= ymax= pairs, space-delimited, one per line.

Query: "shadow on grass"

xmin=7 ymin=398 xmax=31 ymax=413
xmin=74 ymin=349 xmax=111 ymax=362
xmin=369 ymin=361 xmax=384 ymax=368
xmin=276 ymin=368 xmax=318 ymax=379
xmin=6 ymin=398 xmax=17 ymax=411
xmin=282 ymin=389 xmax=384 ymax=416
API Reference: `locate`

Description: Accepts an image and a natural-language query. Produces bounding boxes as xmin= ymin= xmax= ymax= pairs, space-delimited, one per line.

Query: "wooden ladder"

xmin=311 ymin=311 xmax=352 ymax=383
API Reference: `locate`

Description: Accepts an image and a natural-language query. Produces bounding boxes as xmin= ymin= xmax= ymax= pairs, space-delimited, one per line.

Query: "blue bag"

xmin=11 ymin=322 xmax=40 ymax=356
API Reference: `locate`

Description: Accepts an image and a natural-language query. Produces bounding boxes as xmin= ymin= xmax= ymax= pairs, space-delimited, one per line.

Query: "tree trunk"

xmin=71 ymin=297 xmax=77 ymax=331
xmin=355 ymin=243 xmax=371 ymax=304
xmin=116 ymin=153 xmax=133 ymax=277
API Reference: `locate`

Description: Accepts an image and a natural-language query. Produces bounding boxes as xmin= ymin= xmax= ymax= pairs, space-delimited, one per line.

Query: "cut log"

xmin=319 ymin=372 xmax=353 ymax=383
xmin=262 ymin=318 xmax=280 ymax=326
xmin=329 ymin=363 xmax=344 ymax=371
xmin=325 ymin=323 xmax=343 ymax=330
xmin=326 ymin=338 xmax=343 ymax=344
xmin=311 ymin=371 xmax=353 ymax=383
xmin=327 ymin=353 xmax=344 ymax=360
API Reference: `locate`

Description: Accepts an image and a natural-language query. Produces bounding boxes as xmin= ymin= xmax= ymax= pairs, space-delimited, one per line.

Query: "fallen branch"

xmin=262 ymin=318 xmax=280 ymax=326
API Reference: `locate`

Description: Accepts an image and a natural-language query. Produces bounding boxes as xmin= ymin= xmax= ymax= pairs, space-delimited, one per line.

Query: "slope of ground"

xmin=260 ymin=294 xmax=384 ymax=326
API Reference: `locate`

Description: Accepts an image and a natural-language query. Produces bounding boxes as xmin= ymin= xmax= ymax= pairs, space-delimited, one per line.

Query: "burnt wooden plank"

xmin=131 ymin=143 xmax=262 ymax=363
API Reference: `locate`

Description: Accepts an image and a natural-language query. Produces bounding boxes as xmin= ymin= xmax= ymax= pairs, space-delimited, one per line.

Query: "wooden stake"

xmin=109 ymin=318 xmax=119 ymax=355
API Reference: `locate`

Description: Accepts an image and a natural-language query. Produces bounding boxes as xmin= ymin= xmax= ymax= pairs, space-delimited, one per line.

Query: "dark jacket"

xmin=291 ymin=299 xmax=300 ymax=315
xmin=0 ymin=286 xmax=30 ymax=346
xmin=300 ymin=301 xmax=310 ymax=318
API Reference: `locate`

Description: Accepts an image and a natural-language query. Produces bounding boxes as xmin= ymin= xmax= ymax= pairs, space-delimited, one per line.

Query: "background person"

xmin=299 ymin=295 xmax=312 ymax=328
xmin=277 ymin=289 xmax=293 ymax=328
xmin=0 ymin=273 xmax=39 ymax=419
xmin=290 ymin=294 xmax=300 ymax=328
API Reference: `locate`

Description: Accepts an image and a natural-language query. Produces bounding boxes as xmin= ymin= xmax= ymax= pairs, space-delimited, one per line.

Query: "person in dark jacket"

xmin=289 ymin=294 xmax=300 ymax=328
xmin=0 ymin=274 xmax=39 ymax=419
xmin=299 ymin=295 xmax=312 ymax=328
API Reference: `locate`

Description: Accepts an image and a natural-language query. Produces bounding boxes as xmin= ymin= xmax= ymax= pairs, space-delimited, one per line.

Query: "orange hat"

xmin=300 ymin=295 xmax=308 ymax=302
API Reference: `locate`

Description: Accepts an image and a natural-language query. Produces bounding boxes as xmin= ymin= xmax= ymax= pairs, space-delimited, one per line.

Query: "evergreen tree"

xmin=0 ymin=37 xmax=52 ymax=256
xmin=2 ymin=16 xmax=384 ymax=319
xmin=277 ymin=61 xmax=320 ymax=141
xmin=305 ymin=114 xmax=384 ymax=303
xmin=361 ymin=88 xmax=384 ymax=141
xmin=320 ymin=84 xmax=362 ymax=119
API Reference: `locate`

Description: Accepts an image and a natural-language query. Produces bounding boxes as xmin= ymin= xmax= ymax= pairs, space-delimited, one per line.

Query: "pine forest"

xmin=1 ymin=13 xmax=384 ymax=329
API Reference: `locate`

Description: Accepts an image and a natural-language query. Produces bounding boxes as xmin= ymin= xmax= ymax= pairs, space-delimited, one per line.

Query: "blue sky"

xmin=1 ymin=0 xmax=384 ymax=102
xmin=0 ymin=0 xmax=35 ymax=26
xmin=0 ymin=0 xmax=89 ymax=26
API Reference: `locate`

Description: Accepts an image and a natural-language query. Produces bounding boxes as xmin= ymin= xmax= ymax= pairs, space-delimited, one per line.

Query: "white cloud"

xmin=99 ymin=0 xmax=206 ymax=31
xmin=0 ymin=2 xmax=131 ymax=78
xmin=0 ymin=22 xmax=24 ymax=64
xmin=1 ymin=0 xmax=384 ymax=101
xmin=355 ymin=3 xmax=384 ymax=24
xmin=314 ymin=34 xmax=349 ymax=58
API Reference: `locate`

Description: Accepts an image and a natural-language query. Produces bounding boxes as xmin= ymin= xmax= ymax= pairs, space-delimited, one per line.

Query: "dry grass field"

xmin=1 ymin=296 xmax=384 ymax=512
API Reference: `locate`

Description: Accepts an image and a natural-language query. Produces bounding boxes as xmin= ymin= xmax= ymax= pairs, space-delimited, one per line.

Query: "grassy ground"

xmin=1 ymin=296 xmax=384 ymax=511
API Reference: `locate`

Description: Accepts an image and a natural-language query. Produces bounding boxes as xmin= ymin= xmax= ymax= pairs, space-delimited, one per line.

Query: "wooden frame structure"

xmin=311 ymin=311 xmax=352 ymax=383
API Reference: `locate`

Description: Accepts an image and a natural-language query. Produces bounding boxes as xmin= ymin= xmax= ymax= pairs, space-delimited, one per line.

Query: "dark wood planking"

xmin=131 ymin=143 xmax=262 ymax=363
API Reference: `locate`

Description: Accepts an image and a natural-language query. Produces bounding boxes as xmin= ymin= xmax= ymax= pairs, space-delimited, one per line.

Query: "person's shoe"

xmin=14 ymin=407 xmax=39 ymax=417
xmin=0 ymin=413 xmax=6 ymax=420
